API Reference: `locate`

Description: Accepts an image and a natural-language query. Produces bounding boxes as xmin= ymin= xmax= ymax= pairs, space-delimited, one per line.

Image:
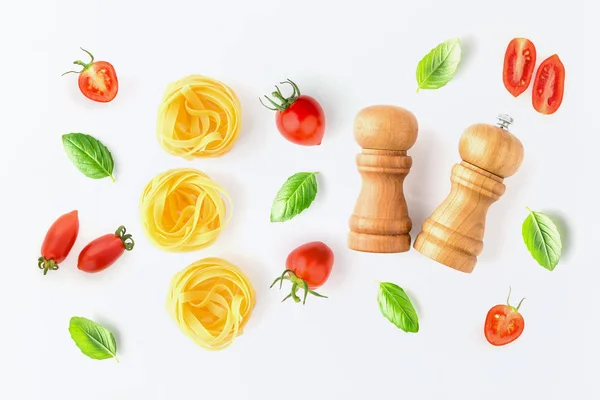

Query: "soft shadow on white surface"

xmin=454 ymin=35 xmax=478 ymax=80
xmin=405 ymin=128 xmax=445 ymax=237
xmin=404 ymin=286 xmax=424 ymax=319
xmin=545 ymin=210 xmax=572 ymax=260
xmin=224 ymin=251 xmax=271 ymax=326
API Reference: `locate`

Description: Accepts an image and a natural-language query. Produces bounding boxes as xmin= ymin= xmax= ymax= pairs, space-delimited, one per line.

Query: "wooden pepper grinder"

xmin=413 ymin=114 xmax=524 ymax=273
xmin=348 ymin=105 xmax=418 ymax=253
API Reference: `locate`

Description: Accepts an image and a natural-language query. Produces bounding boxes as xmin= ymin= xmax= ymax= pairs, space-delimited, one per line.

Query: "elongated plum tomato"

xmin=38 ymin=210 xmax=79 ymax=275
xmin=270 ymin=241 xmax=334 ymax=304
xmin=532 ymin=54 xmax=565 ymax=115
xmin=77 ymin=226 xmax=134 ymax=273
xmin=484 ymin=288 xmax=525 ymax=346
xmin=260 ymin=79 xmax=326 ymax=146
xmin=502 ymin=38 xmax=537 ymax=97
xmin=62 ymin=48 xmax=118 ymax=103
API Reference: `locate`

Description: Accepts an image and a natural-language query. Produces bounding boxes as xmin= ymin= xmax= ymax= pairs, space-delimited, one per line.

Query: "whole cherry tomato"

xmin=484 ymin=287 xmax=525 ymax=346
xmin=78 ymin=225 xmax=134 ymax=273
xmin=38 ymin=210 xmax=79 ymax=275
xmin=260 ymin=79 xmax=326 ymax=146
xmin=532 ymin=54 xmax=565 ymax=115
xmin=62 ymin=48 xmax=119 ymax=103
xmin=502 ymin=38 xmax=537 ymax=97
xmin=270 ymin=241 xmax=334 ymax=304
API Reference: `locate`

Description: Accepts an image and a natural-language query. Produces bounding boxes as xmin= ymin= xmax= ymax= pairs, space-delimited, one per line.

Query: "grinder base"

xmin=348 ymin=232 xmax=410 ymax=253
xmin=413 ymin=234 xmax=477 ymax=273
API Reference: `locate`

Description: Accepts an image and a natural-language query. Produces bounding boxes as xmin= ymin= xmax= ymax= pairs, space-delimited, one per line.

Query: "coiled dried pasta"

xmin=156 ymin=74 xmax=242 ymax=159
xmin=167 ymin=257 xmax=256 ymax=351
xmin=140 ymin=168 xmax=231 ymax=252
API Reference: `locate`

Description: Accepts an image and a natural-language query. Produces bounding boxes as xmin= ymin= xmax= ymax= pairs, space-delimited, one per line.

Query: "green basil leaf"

xmin=69 ymin=316 xmax=119 ymax=362
xmin=416 ymin=38 xmax=462 ymax=91
xmin=62 ymin=133 xmax=115 ymax=181
xmin=270 ymin=172 xmax=319 ymax=222
xmin=522 ymin=208 xmax=562 ymax=271
xmin=377 ymin=282 xmax=419 ymax=333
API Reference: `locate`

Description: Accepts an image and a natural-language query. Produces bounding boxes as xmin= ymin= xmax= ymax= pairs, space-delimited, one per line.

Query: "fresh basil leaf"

xmin=522 ymin=208 xmax=562 ymax=271
xmin=416 ymin=38 xmax=462 ymax=91
xmin=377 ymin=282 xmax=419 ymax=333
xmin=62 ymin=133 xmax=115 ymax=181
xmin=69 ymin=316 xmax=119 ymax=362
xmin=270 ymin=172 xmax=318 ymax=222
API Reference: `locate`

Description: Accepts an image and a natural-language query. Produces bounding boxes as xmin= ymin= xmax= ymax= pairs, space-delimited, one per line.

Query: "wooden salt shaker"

xmin=413 ymin=114 xmax=524 ymax=273
xmin=348 ymin=105 xmax=418 ymax=253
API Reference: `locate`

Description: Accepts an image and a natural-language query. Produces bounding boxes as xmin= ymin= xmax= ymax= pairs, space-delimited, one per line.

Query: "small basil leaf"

xmin=377 ymin=282 xmax=419 ymax=333
xmin=416 ymin=38 xmax=462 ymax=91
xmin=522 ymin=208 xmax=562 ymax=271
xmin=270 ymin=172 xmax=318 ymax=222
xmin=62 ymin=133 xmax=115 ymax=181
xmin=69 ymin=316 xmax=119 ymax=362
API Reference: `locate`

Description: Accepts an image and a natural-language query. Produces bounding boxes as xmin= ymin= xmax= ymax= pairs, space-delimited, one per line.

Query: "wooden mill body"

xmin=348 ymin=105 xmax=418 ymax=253
xmin=413 ymin=116 xmax=524 ymax=273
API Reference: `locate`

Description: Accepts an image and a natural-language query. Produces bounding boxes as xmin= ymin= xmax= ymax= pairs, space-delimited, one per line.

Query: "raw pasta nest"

xmin=156 ymin=74 xmax=242 ymax=159
xmin=140 ymin=168 xmax=231 ymax=252
xmin=167 ymin=257 xmax=256 ymax=351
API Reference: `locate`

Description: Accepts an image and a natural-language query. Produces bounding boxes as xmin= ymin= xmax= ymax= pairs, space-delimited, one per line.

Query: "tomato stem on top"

xmin=270 ymin=269 xmax=327 ymax=305
xmin=506 ymin=286 xmax=526 ymax=311
xmin=259 ymin=79 xmax=301 ymax=111
xmin=61 ymin=47 xmax=95 ymax=76
xmin=115 ymin=225 xmax=135 ymax=251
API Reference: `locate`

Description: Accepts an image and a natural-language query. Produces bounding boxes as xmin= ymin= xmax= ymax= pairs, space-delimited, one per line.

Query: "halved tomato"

xmin=532 ymin=54 xmax=565 ymax=115
xmin=484 ymin=287 xmax=526 ymax=347
xmin=62 ymin=48 xmax=118 ymax=103
xmin=503 ymin=38 xmax=537 ymax=97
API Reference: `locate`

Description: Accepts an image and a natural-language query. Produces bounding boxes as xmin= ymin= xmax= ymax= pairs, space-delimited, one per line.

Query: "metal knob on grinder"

xmin=413 ymin=114 xmax=524 ymax=273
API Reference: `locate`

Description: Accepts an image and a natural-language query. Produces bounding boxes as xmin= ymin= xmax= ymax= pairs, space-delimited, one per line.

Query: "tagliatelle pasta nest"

xmin=167 ymin=257 xmax=256 ymax=351
xmin=156 ymin=74 xmax=242 ymax=159
xmin=140 ymin=168 xmax=231 ymax=252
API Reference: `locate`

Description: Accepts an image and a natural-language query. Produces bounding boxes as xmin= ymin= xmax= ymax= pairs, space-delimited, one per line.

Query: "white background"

xmin=1 ymin=0 xmax=597 ymax=399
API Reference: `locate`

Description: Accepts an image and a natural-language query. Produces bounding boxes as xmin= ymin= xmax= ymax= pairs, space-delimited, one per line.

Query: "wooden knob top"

xmin=459 ymin=120 xmax=524 ymax=178
xmin=354 ymin=105 xmax=418 ymax=151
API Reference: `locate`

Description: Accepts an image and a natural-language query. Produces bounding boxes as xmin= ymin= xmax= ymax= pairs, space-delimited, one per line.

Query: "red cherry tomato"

xmin=260 ymin=79 xmax=325 ymax=146
xmin=532 ymin=54 xmax=565 ymax=115
xmin=502 ymin=38 xmax=537 ymax=97
xmin=78 ymin=226 xmax=134 ymax=273
xmin=270 ymin=241 xmax=334 ymax=304
xmin=62 ymin=48 xmax=118 ymax=103
xmin=38 ymin=210 xmax=79 ymax=275
xmin=484 ymin=287 xmax=525 ymax=346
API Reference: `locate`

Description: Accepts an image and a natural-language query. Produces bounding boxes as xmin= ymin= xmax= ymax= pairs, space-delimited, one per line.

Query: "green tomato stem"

xmin=515 ymin=297 xmax=526 ymax=311
xmin=506 ymin=286 xmax=525 ymax=312
xmin=259 ymin=79 xmax=301 ymax=112
xmin=38 ymin=257 xmax=58 ymax=275
xmin=269 ymin=269 xmax=328 ymax=305
xmin=115 ymin=225 xmax=135 ymax=251
xmin=61 ymin=47 xmax=95 ymax=76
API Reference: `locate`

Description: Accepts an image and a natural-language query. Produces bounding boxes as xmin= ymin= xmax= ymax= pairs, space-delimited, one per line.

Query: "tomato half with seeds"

xmin=532 ymin=54 xmax=565 ymax=115
xmin=62 ymin=48 xmax=119 ymax=103
xmin=502 ymin=38 xmax=537 ymax=97
xmin=484 ymin=287 xmax=525 ymax=346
